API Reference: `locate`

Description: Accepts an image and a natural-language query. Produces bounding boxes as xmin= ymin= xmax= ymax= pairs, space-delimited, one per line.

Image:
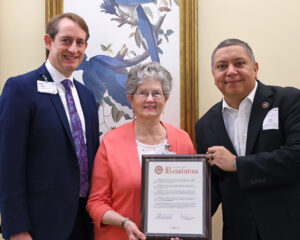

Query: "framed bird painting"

xmin=46 ymin=0 xmax=198 ymax=143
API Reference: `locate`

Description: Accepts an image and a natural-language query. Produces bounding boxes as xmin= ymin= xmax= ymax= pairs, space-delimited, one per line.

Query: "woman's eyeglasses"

xmin=135 ymin=90 xmax=164 ymax=100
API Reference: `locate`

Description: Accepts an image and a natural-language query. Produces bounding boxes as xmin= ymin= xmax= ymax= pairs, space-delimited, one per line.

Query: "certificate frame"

xmin=141 ymin=154 xmax=211 ymax=240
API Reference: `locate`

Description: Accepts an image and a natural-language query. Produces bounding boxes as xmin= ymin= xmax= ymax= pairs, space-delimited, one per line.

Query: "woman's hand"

xmin=170 ymin=238 xmax=183 ymax=240
xmin=123 ymin=219 xmax=146 ymax=240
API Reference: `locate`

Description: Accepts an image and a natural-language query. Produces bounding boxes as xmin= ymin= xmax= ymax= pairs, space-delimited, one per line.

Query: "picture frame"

xmin=141 ymin=154 xmax=211 ymax=240
xmin=45 ymin=0 xmax=198 ymax=143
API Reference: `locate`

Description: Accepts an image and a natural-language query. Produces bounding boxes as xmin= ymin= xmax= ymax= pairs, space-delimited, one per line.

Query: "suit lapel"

xmin=37 ymin=64 xmax=75 ymax=150
xmin=246 ymin=81 xmax=273 ymax=154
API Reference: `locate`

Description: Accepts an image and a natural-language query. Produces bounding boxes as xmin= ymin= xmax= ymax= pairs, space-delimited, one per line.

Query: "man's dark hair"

xmin=211 ymin=38 xmax=256 ymax=69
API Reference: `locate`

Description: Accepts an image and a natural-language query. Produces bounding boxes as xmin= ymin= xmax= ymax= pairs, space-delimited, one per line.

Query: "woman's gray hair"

xmin=126 ymin=62 xmax=173 ymax=97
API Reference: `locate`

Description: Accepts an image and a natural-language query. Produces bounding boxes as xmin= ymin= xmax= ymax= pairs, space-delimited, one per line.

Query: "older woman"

xmin=87 ymin=62 xmax=196 ymax=240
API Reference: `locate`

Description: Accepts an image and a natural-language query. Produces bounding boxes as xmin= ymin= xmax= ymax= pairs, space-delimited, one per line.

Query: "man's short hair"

xmin=211 ymin=38 xmax=256 ymax=69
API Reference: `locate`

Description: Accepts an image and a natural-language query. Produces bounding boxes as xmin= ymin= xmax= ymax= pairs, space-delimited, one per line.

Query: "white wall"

xmin=198 ymin=0 xmax=300 ymax=239
xmin=0 ymin=0 xmax=45 ymax=93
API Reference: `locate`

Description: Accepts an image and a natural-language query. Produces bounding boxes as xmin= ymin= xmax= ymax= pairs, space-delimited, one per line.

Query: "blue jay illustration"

xmin=101 ymin=0 xmax=118 ymax=15
xmin=101 ymin=0 xmax=160 ymax=62
xmin=78 ymin=55 xmax=131 ymax=108
xmin=77 ymin=50 xmax=149 ymax=109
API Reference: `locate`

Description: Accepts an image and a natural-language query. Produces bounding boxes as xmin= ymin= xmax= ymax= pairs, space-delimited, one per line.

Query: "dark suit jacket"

xmin=0 ymin=64 xmax=99 ymax=239
xmin=195 ymin=81 xmax=300 ymax=240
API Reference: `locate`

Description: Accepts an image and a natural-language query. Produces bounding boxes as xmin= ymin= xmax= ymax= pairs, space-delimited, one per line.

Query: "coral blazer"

xmin=87 ymin=120 xmax=196 ymax=240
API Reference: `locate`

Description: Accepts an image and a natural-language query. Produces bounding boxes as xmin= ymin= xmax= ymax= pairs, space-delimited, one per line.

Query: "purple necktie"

xmin=62 ymin=79 xmax=89 ymax=197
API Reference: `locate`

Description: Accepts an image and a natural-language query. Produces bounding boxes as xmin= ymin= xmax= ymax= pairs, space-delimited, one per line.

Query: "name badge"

xmin=37 ymin=80 xmax=57 ymax=94
xmin=262 ymin=107 xmax=279 ymax=130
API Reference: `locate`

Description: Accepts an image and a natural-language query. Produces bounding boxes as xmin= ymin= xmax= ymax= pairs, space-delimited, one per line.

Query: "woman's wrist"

xmin=121 ymin=217 xmax=131 ymax=228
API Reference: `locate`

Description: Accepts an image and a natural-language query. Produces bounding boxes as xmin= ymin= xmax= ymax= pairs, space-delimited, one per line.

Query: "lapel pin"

xmin=262 ymin=102 xmax=270 ymax=109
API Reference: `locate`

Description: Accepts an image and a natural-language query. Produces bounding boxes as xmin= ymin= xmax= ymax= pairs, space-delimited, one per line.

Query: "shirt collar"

xmin=222 ymin=80 xmax=258 ymax=111
xmin=45 ymin=60 xmax=74 ymax=84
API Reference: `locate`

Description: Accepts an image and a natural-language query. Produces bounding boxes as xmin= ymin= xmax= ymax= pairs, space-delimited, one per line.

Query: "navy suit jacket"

xmin=0 ymin=64 xmax=99 ymax=239
xmin=195 ymin=81 xmax=300 ymax=240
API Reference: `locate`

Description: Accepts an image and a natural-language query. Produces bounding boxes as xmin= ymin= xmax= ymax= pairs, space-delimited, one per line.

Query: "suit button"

xmin=73 ymin=191 xmax=78 ymax=196
xmin=75 ymin=162 xmax=79 ymax=168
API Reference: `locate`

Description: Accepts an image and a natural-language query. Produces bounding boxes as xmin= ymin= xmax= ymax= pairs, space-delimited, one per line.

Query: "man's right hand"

xmin=10 ymin=232 xmax=32 ymax=240
xmin=207 ymin=146 xmax=237 ymax=172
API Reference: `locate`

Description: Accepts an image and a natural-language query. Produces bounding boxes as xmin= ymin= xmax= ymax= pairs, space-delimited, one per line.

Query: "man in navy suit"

xmin=0 ymin=13 xmax=99 ymax=240
xmin=195 ymin=39 xmax=300 ymax=240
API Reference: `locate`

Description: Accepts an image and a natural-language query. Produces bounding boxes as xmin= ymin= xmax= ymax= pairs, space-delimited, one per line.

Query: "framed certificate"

xmin=141 ymin=154 xmax=211 ymax=240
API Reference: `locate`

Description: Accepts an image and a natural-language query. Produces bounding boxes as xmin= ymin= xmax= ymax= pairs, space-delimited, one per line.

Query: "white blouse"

xmin=136 ymin=139 xmax=168 ymax=164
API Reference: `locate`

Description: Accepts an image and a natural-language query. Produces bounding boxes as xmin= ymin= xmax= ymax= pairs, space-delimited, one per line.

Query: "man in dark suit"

xmin=0 ymin=13 xmax=99 ymax=240
xmin=195 ymin=39 xmax=300 ymax=240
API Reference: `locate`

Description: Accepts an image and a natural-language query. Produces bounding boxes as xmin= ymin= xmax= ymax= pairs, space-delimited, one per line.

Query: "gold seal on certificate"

xmin=141 ymin=154 xmax=211 ymax=240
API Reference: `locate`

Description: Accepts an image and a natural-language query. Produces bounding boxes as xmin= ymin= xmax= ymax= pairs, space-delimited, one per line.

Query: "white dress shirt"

xmin=45 ymin=60 xmax=86 ymax=142
xmin=222 ymin=81 xmax=258 ymax=156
